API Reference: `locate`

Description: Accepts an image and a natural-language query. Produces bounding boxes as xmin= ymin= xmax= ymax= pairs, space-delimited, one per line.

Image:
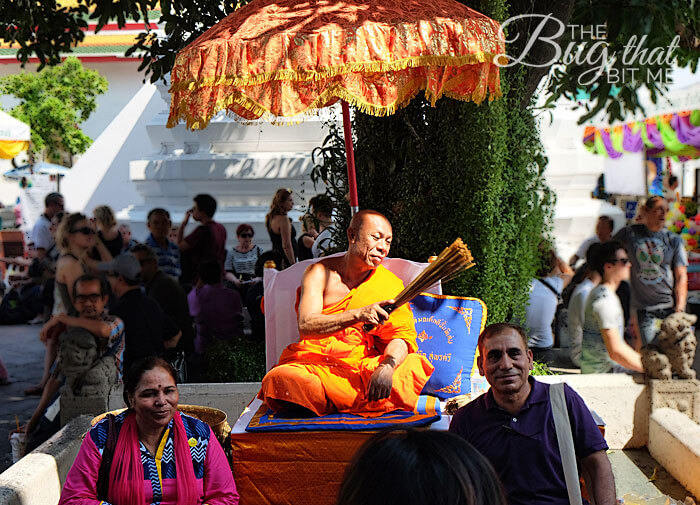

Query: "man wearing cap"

xmin=130 ymin=243 xmax=194 ymax=356
xmin=102 ymin=254 xmax=181 ymax=374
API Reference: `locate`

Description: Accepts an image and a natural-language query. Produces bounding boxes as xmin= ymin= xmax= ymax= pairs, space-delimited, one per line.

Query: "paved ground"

xmin=0 ymin=324 xmax=43 ymax=473
xmin=610 ymin=448 xmax=696 ymax=503
xmin=0 ymin=324 xmax=697 ymax=504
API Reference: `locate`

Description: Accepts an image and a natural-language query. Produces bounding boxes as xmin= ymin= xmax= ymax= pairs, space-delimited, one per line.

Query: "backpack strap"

xmin=550 ymin=382 xmax=583 ymax=505
xmin=96 ymin=414 xmax=117 ymax=501
xmin=538 ymin=278 xmax=563 ymax=303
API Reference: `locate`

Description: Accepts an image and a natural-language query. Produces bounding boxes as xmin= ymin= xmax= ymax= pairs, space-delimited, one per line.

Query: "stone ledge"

xmin=536 ymin=374 xmax=648 ymax=449
xmin=0 ymin=415 xmax=92 ymax=505
xmin=648 ymin=408 xmax=700 ymax=500
xmin=108 ymin=382 xmax=261 ymax=423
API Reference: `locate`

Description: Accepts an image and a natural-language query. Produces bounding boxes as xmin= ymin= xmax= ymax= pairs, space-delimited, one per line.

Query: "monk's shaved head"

xmin=347 ymin=210 xmax=393 ymax=268
xmin=349 ymin=210 xmax=391 ymax=234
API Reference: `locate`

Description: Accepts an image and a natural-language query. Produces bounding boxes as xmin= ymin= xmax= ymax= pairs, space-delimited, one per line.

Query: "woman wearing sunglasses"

xmin=27 ymin=213 xmax=110 ymax=396
xmin=225 ymin=224 xmax=263 ymax=290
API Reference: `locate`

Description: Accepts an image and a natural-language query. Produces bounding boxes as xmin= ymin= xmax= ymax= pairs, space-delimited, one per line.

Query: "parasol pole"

xmin=341 ymin=101 xmax=359 ymax=215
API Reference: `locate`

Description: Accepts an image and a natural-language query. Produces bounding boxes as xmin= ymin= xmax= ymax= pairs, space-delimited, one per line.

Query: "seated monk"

xmin=260 ymin=210 xmax=434 ymax=417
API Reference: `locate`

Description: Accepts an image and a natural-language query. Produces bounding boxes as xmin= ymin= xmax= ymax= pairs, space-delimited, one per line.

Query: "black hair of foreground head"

xmin=336 ymin=428 xmax=506 ymax=505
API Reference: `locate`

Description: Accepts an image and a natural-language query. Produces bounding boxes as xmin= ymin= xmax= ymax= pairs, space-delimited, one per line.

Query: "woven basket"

xmin=90 ymin=404 xmax=231 ymax=448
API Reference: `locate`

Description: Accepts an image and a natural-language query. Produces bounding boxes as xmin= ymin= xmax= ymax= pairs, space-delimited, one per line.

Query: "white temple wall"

xmin=537 ymin=103 xmax=625 ymax=260
xmin=0 ymin=60 xmax=147 ymax=209
xmin=59 ymin=83 xmax=159 ymax=215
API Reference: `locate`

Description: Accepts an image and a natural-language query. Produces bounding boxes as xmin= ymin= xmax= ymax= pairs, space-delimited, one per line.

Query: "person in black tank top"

xmin=297 ymin=213 xmax=318 ymax=261
xmin=92 ymin=206 xmax=123 ymax=258
xmin=266 ymin=189 xmax=298 ymax=269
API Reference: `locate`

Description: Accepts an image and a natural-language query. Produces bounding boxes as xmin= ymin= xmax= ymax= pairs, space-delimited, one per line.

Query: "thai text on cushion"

xmin=411 ymin=294 xmax=487 ymax=399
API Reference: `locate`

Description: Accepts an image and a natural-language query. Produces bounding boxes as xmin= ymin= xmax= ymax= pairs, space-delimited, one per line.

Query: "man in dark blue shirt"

xmin=449 ymin=323 xmax=616 ymax=505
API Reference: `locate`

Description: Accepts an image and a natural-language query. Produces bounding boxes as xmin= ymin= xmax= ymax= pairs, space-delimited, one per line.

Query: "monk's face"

xmin=349 ymin=214 xmax=393 ymax=268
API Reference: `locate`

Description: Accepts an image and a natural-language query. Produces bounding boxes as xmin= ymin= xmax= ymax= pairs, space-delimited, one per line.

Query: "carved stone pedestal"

xmin=648 ymin=379 xmax=700 ymax=423
xmin=60 ymin=389 xmax=115 ymax=427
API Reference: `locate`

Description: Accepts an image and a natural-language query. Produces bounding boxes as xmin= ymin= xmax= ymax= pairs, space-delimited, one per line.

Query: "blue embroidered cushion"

xmin=410 ymin=294 xmax=486 ymax=399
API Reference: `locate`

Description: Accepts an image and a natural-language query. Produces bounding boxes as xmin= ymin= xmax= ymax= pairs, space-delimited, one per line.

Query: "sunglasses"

xmin=239 ymin=233 xmax=253 ymax=238
xmin=71 ymin=227 xmax=96 ymax=236
xmin=75 ymin=293 xmax=102 ymax=303
xmin=611 ymin=258 xmax=631 ymax=265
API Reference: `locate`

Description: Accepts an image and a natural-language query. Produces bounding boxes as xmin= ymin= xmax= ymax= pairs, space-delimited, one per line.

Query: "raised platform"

xmin=2 ymin=376 xmax=698 ymax=505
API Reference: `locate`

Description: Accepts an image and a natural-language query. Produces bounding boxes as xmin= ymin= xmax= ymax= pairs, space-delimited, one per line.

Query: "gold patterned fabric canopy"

xmin=167 ymin=0 xmax=505 ymax=129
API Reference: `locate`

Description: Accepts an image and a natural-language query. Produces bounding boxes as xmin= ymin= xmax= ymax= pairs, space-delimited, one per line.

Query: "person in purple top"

xmin=449 ymin=323 xmax=616 ymax=505
xmin=188 ymin=260 xmax=243 ymax=356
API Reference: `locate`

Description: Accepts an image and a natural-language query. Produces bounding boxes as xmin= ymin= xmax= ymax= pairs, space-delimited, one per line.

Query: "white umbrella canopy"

xmin=0 ymin=110 xmax=30 ymax=141
xmin=0 ymin=110 xmax=31 ymax=159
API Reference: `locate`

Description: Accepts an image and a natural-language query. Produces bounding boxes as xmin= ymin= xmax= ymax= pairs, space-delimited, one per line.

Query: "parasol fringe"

xmin=167 ymin=68 xmax=502 ymax=130
xmin=169 ymin=52 xmax=502 ymax=94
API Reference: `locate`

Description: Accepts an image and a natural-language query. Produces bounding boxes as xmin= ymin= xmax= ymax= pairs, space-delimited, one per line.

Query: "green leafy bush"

xmin=531 ymin=360 xmax=557 ymax=376
xmin=205 ymin=337 xmax=266 ymax=383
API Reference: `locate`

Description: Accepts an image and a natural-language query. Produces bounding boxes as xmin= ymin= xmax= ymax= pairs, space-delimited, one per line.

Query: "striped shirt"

xmin=145 ymin=234 xmax=181 ymax=279
xmin=225 ymin=245 xmax=262 ymax=279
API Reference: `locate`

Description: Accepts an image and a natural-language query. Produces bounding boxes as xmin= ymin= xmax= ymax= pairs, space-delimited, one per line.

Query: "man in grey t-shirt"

xmin=612 ymin=196 xmax=688 ymax=348
xmin=581 ymin=242 xmax=643 ymax=374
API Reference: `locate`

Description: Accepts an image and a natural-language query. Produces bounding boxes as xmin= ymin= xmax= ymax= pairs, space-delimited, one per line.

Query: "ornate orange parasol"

xmin=168 ymin=0 xmax=505 ymax=212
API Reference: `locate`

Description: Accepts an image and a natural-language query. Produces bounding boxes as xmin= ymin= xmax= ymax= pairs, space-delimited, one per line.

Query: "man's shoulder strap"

xmin=550 ymin=382 xmax=583 ymax=505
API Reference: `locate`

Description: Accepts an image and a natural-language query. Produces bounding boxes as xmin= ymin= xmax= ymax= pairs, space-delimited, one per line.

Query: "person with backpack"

xmin=449 ymin=323 xmax=616 ymax=505
xmin=524 ymin=245 xmax=573 ymax=364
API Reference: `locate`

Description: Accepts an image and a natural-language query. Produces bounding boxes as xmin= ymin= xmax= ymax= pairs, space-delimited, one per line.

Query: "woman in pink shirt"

xmin=59 ymin=357 xmax=238 ymax=505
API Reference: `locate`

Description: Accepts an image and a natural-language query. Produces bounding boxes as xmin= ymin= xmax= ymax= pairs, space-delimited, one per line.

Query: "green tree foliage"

xmin=544 ymin=0 xmax=699 ymax=123
xmin=0 ymin=57 xmax=108 ymax=161
xmin=205 ymin=337 xmax=266 ymax=383
xmin=2 ymin=0 xmax=696 ymax=119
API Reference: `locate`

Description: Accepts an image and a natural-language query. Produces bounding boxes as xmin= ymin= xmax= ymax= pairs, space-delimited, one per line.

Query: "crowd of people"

xmin=0 ymin=187 xmax=340 ymax=451
xmin=54 ymin=209 xmax=616 ymax=505
xmin=524 ymin=195 xmax=688 ymax=375
xmin=3 ymin=191 xmax=689 ymax=504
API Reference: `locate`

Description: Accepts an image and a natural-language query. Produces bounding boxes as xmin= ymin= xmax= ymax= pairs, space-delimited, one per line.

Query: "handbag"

xmin=165 ymin=348 xmax=188 ymax=384
xmin=539 ymin=278 xmax=565 ymax=347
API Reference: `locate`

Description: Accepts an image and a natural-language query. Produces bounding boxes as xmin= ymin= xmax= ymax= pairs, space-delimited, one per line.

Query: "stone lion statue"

xmin=641 ymin=312 xmax=697 ymax=380
xmin=58 ymin=327 xmax=118 ymax=397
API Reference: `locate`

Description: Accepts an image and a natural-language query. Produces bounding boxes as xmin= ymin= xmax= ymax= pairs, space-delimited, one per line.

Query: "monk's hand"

xmin=357 ymin=300 xmax=394 ymax=327
xmin=367 ymin=357 xmax=396 ymax=402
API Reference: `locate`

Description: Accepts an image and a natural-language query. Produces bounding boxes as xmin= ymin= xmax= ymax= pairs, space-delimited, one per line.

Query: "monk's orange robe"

xmin=260 ymin=265 xmax=434 ymax=417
